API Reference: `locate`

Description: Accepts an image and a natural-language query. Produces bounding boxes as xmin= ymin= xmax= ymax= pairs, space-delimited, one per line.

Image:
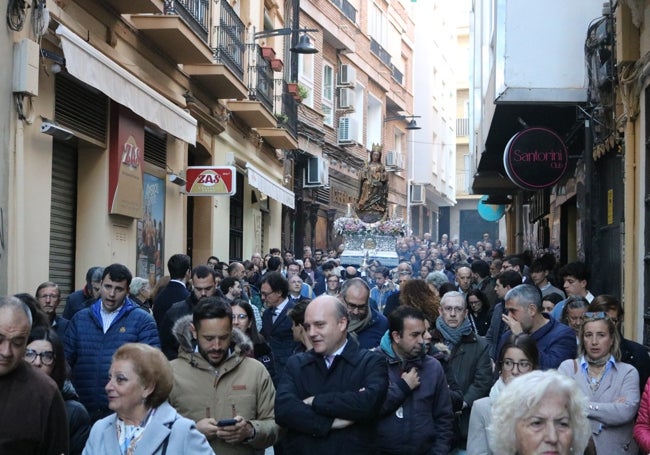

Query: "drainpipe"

xmin=623 ymin=118 xmax=637 ymax=340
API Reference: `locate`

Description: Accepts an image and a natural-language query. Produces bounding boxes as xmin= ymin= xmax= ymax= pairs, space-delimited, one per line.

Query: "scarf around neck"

xmin=435 ymin=316 xmax=472 ymax=347
xmin=348 ymin=306 xmax=373 ymax=334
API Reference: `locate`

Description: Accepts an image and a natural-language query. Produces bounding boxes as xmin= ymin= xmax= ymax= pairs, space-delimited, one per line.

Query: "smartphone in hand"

xmin=216 ymin=418 xmax=238 ymax=427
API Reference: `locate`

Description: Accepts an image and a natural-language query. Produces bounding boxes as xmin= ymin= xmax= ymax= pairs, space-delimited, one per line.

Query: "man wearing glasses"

xmin=430 ymin=291 xmax=492 ymax=453
xmin=340 ymin=278 xmax=387 ymax=349
xmin=499 ymin=284 xmax=576 ymax=370
xmin=260 ymin=272 xmax=298 ymax=385
xmin=0 ymin=296 xmax=69 ymax=453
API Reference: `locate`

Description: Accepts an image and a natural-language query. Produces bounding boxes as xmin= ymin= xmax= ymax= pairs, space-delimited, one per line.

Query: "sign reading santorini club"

xmin=503 ymin=127 xmax=569 ymax=190
xmin=185 ymin=166 xmax=236 ymax=196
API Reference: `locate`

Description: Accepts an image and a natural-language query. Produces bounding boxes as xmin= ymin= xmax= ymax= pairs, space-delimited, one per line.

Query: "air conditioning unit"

xmin=337 ymin=64 xmax=356 ymax=86
xmin=385 ymin=151 xmax=404 ymax=171
xmin=303 ymin=156 xmax=329 ymax=188
xmin=410 ymin=183 xmax=425 ymax=205
xmin=337 ymin=87 xmax=355 ymax=110
xmin=338 ymin=117 xmax=358 ymax=144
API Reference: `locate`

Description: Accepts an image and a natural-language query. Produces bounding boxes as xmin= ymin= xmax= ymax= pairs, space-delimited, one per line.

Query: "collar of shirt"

xmin=274 ymin=299 xmax=289 ymax=315
xmin=579 ymin=354 xmax=616 ymax=375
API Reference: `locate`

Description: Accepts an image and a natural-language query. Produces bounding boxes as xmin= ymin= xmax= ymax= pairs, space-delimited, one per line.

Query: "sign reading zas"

xmin=186 ymin=166 xmax=236 ymax=196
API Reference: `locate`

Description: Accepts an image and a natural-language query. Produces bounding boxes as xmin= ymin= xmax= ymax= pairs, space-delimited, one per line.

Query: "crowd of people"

xmin=2 ymin=232 xmax=650 ymax=454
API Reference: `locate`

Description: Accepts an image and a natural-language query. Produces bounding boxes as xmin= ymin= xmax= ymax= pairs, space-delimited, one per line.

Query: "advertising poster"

xmin=137 ymin=173 xmax=165 ymax=283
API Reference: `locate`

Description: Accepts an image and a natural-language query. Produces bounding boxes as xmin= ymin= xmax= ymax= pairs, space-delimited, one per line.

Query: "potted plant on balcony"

xmin=261 ymin=46 xmax=276 ymax=61
xmin=287 ymin=82 xmax=299 ymax=95
xmin=275 ymin=113 xmax=289 ymax=127
xmin=270 ymin=58 xmax=284 ymax=72
xmin=297 ymin=84 xmax=309 ymax=100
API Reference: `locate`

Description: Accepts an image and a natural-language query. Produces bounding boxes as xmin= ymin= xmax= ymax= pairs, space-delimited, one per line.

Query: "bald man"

xmin=275 ymin=295 xmax=388 ymax=454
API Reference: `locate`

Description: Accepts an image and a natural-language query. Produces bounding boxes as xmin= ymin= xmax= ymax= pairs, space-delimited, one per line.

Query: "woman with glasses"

xmin=466 ymin=289 xmax=492 ymax=337
xmin=26 ymin=326 xmax=91 ymax=455
xmin=229 ymin=299 xmax=275 ymax=378
xmin=558 ymin=311 xmax=640 ymax=453
xmin=467 ymin=333 xmax=539 ymax=455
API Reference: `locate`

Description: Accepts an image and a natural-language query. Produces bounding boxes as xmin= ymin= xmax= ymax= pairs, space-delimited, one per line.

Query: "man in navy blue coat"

xmin=275 ymin=295 xmax=388 ymax=454
xmin=64 ymin=263 xmax=160 ymax=421
xmin=376 ymin=306 xmax=454 ymax=454
xmin=498 ymin=284 xmax=576 ymax=370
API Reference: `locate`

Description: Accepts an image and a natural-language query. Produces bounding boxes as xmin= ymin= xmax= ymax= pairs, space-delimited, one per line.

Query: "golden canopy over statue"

xmin=356 ymin=144 xmax=389 ymax=223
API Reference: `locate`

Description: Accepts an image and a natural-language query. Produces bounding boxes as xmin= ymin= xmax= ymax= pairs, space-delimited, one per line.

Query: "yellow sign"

xmin=607 ymin=189 xmax=613 ymax=225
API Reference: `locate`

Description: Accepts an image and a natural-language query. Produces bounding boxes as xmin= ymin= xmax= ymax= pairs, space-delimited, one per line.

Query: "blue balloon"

xmin=477 ymin=196 xmax=505 ymax=222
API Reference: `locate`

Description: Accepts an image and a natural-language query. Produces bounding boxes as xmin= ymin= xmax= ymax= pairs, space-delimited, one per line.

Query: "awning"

xmin=246 ymin=163 xmax=295 ymax=209
xmin=56 ymin=24 xmax=197 ymax=144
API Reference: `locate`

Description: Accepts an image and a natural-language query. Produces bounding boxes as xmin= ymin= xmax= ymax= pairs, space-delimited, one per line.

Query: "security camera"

xmin=168 ymin=174 xmax=187 ymax=187
xmin=40 ymin=121 xmax=75 ymax=141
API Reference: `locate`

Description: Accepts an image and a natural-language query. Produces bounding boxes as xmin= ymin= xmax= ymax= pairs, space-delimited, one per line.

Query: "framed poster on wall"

xmin=137 ymin=173 xmax=165 ymax=284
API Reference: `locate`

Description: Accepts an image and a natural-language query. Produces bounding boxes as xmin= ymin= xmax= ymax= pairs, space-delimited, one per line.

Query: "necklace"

xmin=587 ymin=366 xmax=605 ymax=392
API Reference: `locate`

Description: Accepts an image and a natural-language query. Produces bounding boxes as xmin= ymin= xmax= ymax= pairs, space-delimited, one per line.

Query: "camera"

xmin=40 ymin=121 xmax=75 ymax=141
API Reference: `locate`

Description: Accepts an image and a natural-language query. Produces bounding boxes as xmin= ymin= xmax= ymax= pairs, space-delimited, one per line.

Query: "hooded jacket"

xmin=375 ymin=332 xmax=454 ymax=454
xmin=169 ymin=315 xmax=279 ymax=455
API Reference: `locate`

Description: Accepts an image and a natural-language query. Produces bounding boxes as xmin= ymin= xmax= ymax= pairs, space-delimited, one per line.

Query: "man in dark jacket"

xmin=431 ymin=291 xmax=492 ymax=451
xmin=341 ymin=278 xmax=388 ymax=349
xmin=275 ymin=295 xmax=388 ymax=455
xmin=376 ymin=306 xmax=454 ymax=454
xmin=498 ymin=284 xmax=576 ymax=370
xmin=152 ymin=253 xmax=191 ymax=327
xmin=261 ymin=272 xmax=298 ymax=384
xmin=64 ymin=263 xmax=160 ymax=421
xmin=159 ymin=265 xmax=217 ymax=360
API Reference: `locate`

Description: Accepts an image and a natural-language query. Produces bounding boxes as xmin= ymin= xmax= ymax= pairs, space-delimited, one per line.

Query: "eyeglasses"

xmin=583 ymin=311 xmax=607 ymax=320
xmin=344 ymin=300 xmax=367 ymax=311
xmin=25 ymin=349 xmax=55 ymax=365
xmin=398 ymin=271 xmax=412 ymax=275
xmin=501 ymin=358 xmax=532 ymax=372
xmin=232 ymin=314 xmax=249 ymax=320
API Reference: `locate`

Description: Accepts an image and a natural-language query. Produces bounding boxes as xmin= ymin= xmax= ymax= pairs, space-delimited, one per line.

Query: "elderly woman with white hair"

xmin=489 ymin=370 xmax=591 ymax=455
xmin=129 ymin=277 xmax=152 ymax=313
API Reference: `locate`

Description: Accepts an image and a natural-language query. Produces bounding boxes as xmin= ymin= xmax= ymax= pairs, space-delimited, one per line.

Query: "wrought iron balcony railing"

xmin=165 ymin=0 xmax=209 ymax=42
xmin=247 ymin=44 xmax=274 ymax=112
xmin=213 ymin=0 xmax=245 ymax=79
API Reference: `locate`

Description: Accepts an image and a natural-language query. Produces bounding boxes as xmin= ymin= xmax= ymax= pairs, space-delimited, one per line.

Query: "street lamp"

xmin=253 ymin=28 xmax=319 ymax=54
xmin=384 ymin=114 xmax=421 ymax=231
xmin=384 ymin=114 xmax=421 ymax=131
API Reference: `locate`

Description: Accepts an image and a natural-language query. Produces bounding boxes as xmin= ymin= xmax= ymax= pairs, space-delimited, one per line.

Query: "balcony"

xmin=456 ymin=118 xmax=469 ymax=137
xmin=390 ymin=64 xmax=403 ymax=85
xmin=329 ymin=0 xmax=357 ymax=23
xmin=130 ymin=0 xmax=213 ymax=64
xmin=255 ymin=83 xmax=299 ymax=149
xmin=184 ymin=0 xmax=248 ymax=99
xmin=227 ymin=44 xmax=276 ymax=128
xmin=370 ymin=37 xmax=391 ymax=67
xmin=109 ymin=0 xmax=162 ymax=14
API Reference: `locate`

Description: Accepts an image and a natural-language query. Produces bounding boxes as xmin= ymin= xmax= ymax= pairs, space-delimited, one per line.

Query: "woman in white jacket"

xmin=83 ymin=343 xmax=213 ymax=455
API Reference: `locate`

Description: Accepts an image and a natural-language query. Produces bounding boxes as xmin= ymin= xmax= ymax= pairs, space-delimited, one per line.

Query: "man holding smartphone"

xmin=169 ymin=297 xmax=279 ymax=454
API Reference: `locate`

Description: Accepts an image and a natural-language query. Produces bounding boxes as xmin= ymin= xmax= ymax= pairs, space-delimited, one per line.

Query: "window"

xmin=298 ymin=51 xmax=315 ymax=108
xmin=322 ymin=63 xmax=334 ymax=126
